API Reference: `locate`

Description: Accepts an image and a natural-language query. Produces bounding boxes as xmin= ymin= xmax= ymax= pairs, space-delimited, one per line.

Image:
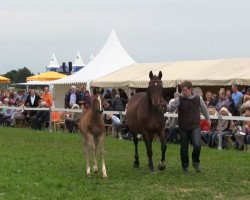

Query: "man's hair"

xmin=232 ymin=84 xmax=238 ymax=89
xmin=180 ymin=81 xmax=192 ymax=89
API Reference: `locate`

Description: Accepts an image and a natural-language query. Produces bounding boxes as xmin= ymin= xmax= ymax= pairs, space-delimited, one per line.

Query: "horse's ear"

xmin=149 ymin=71 xmax=153 ymax=79
xmin=93 ymin=88 xmax=97 ymax=95
xmin=158 ymin=71 xmax=162 ymax=80
xmin=101 ymin=88 xmax=104 ymax=95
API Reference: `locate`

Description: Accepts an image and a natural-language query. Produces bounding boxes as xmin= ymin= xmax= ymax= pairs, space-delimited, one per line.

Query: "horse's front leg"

xmin=144 ymin=135 xmax=154 ymax=173
xmin=158 ymin=129 xmax=167 ymax=171
xmin=132 ymin=132 xmax=139 ymax=168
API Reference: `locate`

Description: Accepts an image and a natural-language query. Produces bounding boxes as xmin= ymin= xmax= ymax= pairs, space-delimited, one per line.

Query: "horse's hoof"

xmin=158 ymin=162 xmax=166 ymax=171
xmin=133 ymin=161 xmax=139 ymax=168
xmin=150 ymin=169 xmax=155 ymax=174
xmin=94 ymin=170 xmax=98 ymax=175
xmin=103 ymin=175 xmax=108 ymax=179
xmin=133 ymin=163 xmax=139 ymax=168
xmin=86 ymin=173 xmax=91 ymax=177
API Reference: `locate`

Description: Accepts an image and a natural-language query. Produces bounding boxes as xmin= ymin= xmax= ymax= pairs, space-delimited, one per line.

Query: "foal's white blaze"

xmin=98 ymin=95 xmax=102 ymax=111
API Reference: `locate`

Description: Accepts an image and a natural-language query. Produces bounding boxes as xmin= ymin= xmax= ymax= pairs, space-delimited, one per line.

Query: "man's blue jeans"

xmin=180 ymin=126 xmax=201 ymax=169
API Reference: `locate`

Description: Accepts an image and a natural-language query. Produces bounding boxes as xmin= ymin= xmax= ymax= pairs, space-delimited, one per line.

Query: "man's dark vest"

xmin=178 ymin=95 xmax=200 ymax=130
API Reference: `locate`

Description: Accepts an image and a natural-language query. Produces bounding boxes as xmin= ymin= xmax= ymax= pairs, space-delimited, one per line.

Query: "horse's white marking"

xmin=98 ymin=95 xmax=102 ymax=110
xmin=155 ymin=82 xmax=157 ymax=86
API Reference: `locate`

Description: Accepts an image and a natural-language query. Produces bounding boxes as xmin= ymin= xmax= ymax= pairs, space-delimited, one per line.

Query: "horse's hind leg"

xmin=132 ymin=131 xmax=139 ymax=168
xmin=158 ymin=130 xmax=167 ymax=171
xmin=98 ymin=134 xmax=107 ymax=178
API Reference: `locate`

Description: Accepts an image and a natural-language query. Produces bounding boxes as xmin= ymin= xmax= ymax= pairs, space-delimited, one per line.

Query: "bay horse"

xmin=78 ymin=89 xmax=107 ymax=178
xmin=126 ymin=71 xmax=166 ymax=173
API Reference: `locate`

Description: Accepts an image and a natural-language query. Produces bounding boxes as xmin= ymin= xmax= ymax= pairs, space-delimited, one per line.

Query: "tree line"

xmin=3 ymin=67 xmax=34 ymax=83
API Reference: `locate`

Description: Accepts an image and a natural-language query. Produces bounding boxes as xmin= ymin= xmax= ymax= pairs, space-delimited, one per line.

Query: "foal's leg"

xmin=83 ymin=139 xmax=91 ymax=176
xmin=132 ymin=130 xmax=139 ymax=168
xmin=158 ymin=129 xmax=167 ymax=171
xmin=144 ymin=134 xmax=154 ymax=173
xmin=98 ymin=134 xmax=107 ymax=178
xmin=93 ymin=135 xmax=99 ymax=174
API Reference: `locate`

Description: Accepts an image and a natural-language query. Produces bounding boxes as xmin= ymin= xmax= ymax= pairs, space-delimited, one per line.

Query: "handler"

xmin=168 ymin=81 xmax=210 ymax=173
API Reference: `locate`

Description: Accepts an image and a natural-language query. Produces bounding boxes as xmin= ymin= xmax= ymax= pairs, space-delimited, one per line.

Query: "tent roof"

xmin=73 ymin=51 xmax=85 ymax=67
xmin=91 ymin=58 xmax=250 ymax=88
xmin=26 ymin=71 xmax=67 ymax=81
xmin=46 ymin=53 xmax=60 ymax=69
xmin=0 ymin=75 xmax=10 ymax=84
xmin=51 ymin=30 xmax=136 ymax=85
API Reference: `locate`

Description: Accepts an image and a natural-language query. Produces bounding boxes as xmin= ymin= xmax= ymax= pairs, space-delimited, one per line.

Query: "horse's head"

xmin=92 ymin=88 xmax=104 ymax=114
xmin=148 ymin=71 xmax=163 ymax=107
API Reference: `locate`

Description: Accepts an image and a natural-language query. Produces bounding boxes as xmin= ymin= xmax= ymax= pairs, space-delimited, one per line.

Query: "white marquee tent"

xmin=46 ymin=53 xmax=61 ymax=71
xmin=72 ymin=51 xmax=85 ymax=73
xmin=51 ymin=30 xmax=136 ymax=107
xmin=91 ymin=58 xmax=250 ymax=88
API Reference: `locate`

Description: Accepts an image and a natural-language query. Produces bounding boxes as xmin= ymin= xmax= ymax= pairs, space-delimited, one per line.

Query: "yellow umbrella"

xmin=26 ymin=71 xmax=67 ymax=81
xmin=0 ymin=75 xmax=10 ymax=84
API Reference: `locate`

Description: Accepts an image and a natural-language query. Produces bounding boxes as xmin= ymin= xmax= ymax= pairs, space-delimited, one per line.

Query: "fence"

xmin=1 ymin=105 xmax=250 ymax=150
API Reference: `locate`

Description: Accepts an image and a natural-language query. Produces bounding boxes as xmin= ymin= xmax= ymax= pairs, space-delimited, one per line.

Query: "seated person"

xmin=10 ymin=100 xmax=27 ymax=127
xmin=202 ymin=107 xmax=218 ymax=147
xmin=103 ymin=100 xmax=113 ymax=111
xmin=30 ymin=101 xmax=50 ymax=130
xmin=235 ymin=107 xmax=250 ymax=150
xmin=0 ymin=99 xmax=15 ymax=126
xmin=212 ymin=107 xmax=233 ymax=149
xmin=65 ymin=104 xmax=81 ymax=133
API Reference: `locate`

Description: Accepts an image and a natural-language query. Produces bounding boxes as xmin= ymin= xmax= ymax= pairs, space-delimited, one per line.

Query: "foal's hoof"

xmin=102 ymin=174 xmax=108 ymax=179
xmin=158 ymin=162 xmax=166 ymax=171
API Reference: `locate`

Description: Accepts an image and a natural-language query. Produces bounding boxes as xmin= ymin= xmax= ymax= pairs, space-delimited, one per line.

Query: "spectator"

xmin=235 ymin=108 xmax=250 ymax=150
xmin=30 ymin=101 xmax=50 ymax=130
xmin=204 ymin=91 xmax=216 ymax=107
xmin=41 ymin=86 xmax=53 ymax=108
xmin=10 ymin=100 xmax=26 ymax=127
xmin=103 ymin=100 xmax=113 ymax=111
xmin=106 ymin=114 xmax=122 ymax=138
xmin=65 ymin=104 xmax=81 ymax=133
xmin=118 ymin=88 xmax=128 ymax=108
xmin=65 ymin=86 xmax=81 ymax=108
xmin=166 ymin=92 xmax=180 ymax=144
xmin=112 ymin=94 xmax=124 ymax=111
xmin=82 ymin=90 xmax=92 ymax=109
xmin=231 ymin=84 xmax=243 ymax=116
xmin=0 ymin=98 xmax=15 ymax=126
xmin=215 ymin=90 xmax=227 ymax=112
xmin=212 ymin=107 xmax=233 ymax=149
xmin=202 ymin=107 xmax=218 ymax=147
xmin=24 ymin=89 xmax=41 ymax=118
xmin=225 ymin=89 xmax=236 ymax=114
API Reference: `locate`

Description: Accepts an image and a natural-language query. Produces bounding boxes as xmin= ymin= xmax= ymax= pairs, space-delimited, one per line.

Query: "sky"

xmin=1 ymin=0 xmax=250 ymax=74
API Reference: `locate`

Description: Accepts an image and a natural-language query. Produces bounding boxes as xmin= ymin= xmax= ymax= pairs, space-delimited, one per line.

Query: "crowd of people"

xmin=166 ymin=84 xmax=250 ymax=152
xmin=1 ymin=83 xmax=250 ymax=152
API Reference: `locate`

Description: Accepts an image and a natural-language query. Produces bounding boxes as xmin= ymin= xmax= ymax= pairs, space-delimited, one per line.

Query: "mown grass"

xmin=0 ymin=127 xmax=249 ymax=200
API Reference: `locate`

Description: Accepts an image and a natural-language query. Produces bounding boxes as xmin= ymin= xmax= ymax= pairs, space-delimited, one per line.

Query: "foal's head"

xmin=92 ymin=88 xmax=104 ymax=114
xmin=148 ymin=71 xmax=163 ymax=107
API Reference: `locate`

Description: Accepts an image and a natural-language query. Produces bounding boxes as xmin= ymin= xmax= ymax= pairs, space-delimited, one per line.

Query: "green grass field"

xmin=0 ymin=127 xmax=249 ymax=200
